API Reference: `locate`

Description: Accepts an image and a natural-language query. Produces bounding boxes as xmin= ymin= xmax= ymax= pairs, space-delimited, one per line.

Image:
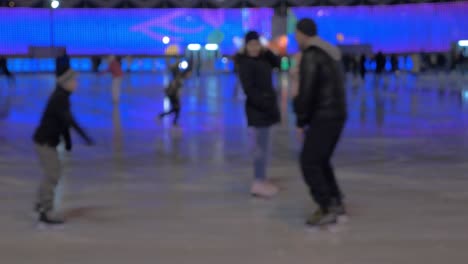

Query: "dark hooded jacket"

xmin=293 ymin=37 xmax=347 ymax=128
xmin=237 ymin=49 xmax=281 ymax=127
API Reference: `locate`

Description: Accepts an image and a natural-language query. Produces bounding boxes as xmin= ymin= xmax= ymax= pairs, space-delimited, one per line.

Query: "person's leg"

xmin=159 ymin=97 xmax=178 ymax=120
xmin=171 ymin=96 xmax=181 ymax=126
xmin=173 ymin=108 xmax=180 ymax=126
xmin=323 ymin=122 xmax=345 ymax=202
xmin=324 ymin=162 xmax=342 ymax=202
xmin=300 ymin=123 xmax=342 ymax=212
xmin=254 ymin=127 xmax=270 ymax=181
xmin=251 ymin=127 xmax=277 ymax=197
xmin=159 ymin=108 xmax=175 ymax=118
xmin=35 ymin=144 xmax=62 ymax=214
xmin=5 ymin=71 xmax=14 ymax=88
xmin=112 ymin=77 xmax=122 ymax=103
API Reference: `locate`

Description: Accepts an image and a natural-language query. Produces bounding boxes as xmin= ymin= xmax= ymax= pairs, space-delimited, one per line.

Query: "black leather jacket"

xmin=293 ymin=45 xmax=347 ymax=128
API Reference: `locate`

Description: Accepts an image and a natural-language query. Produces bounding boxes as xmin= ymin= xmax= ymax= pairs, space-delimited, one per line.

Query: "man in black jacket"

xmin=293 ymin=18 xmax=348 ymax=227
xmin=33 ymin=65 xmax=94 ymax=225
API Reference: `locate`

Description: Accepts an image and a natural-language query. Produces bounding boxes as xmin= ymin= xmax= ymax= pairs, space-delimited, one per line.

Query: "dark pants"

xmin=300 ymin=120 xmax=345 ymax=212
xmin=160 ymin=95 xmax=180 ymax=125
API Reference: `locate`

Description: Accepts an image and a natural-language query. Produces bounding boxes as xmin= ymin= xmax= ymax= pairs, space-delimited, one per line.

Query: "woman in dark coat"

xmin=237 ymin=31 xmax=280 ymax=198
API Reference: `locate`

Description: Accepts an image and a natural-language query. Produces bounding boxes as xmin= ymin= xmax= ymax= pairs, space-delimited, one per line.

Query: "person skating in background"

xmin=158 ymin=61 xmax=192 ymax=127
xmin=237 ymin=31 xmax=281 ymax=198
xmin=91 ymin=56 xmax=102 ymax=73
xmin=107 ymin=55 xmax=124 ymax=104
xmin=33 ymin=64 xmax=94 ymax=226
xmin=375 ymin=51 xmax=386 ymax=75
xmin=359 ymin=54 xmax=367 ymax=81
xmin=293 ymin=18 xmax=348 ymax=227
xmin=0 ymin=56 xmax=14 ymax=84
xmin=391 ymin=54 xmax=399 ymax=73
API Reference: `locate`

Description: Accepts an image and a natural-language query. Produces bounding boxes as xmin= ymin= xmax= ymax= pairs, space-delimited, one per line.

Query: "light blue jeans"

xmin=253 ymin=127 xmax=271 ymax=181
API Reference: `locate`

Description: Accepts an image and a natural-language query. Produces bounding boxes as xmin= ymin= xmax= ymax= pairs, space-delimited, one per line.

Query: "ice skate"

xmin=331 ymin=199 xmax=349 ymax=223
xmin=250 ymin=181 xmax=278 ymax=199
xmin=36 ymin=211 xmax=65 ymax=230
xmin=306 ymin=209 xmax=338 ymax=232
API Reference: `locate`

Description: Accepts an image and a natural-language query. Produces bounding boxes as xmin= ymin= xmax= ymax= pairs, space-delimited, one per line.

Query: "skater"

xmin=91 ymin=56 xmax=102 ymax=73
xmin=33 ymin=64 xmax=94 ymax=225
xmin=0 ymin=56 xmax=15 ymax=86
xmin=391 ymin=54 xmax=399 ymax=73
xmin=293 ymin=18 xmax=348 ymax=227
xmin=375 ymin=52 xmax=386 ymax=75
xmin=107 ymin=55 xmax=124 ymax=103
xmin=237 ymin=31 xmax=281 ymax=198
xmin=359 ymin=54 xmax=367 ymax=81
xmin=158 ymin=61 xmax=192 ymax=127
xmin=375 ymin=51 xmax=386 ymax=86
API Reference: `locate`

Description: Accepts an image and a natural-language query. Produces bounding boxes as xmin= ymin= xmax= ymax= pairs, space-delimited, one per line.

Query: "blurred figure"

xmin=125 ymin=56 xmax=133 ymax=73
xmin=107 ymin=55 xmax=124 ymax=104
xmin=0 ymin=56 xmax=14 ymax=86
xmin=375 ymin=52 xmax=386 ymax=75
xmin=158 ymin=61 xmax=192 ymax=127
xmin=91 ymin=56 xmax=102 ymax=73
xmin=232 ymin=52 xmax=243 ymax=98
xmin=294 ymin=18 xmax=348 ymax=228
xmin=55 ymin=51 xmax=70 ymax=76
xmin=33 ymin=64 xmax=94 ymax=226
xmin=0 ymin=56 xmax=14 ymax=118
xmin=351 ymin=55 xmax=359 ymax=79
xmin=342 ymin=54 xmax=351 ymax=73
xmin=391 ymin=54 xmax=399 ymax=73
xmin=359 ymin=54 xmax=367 ymax=80
xmin=436 ymin=53 xmax=447 ymax=73
xmin=237 ymin=31 xmax=281 ymax=198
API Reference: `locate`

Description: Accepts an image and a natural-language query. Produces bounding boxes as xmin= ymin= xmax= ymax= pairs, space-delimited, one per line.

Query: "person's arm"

xmin=264 ymin=49 xmax=281 ymax=69
xmin=293 ymin=51 xmax=319 ymax=128
xmin=61 ymin=110 xmax=94 ymax=145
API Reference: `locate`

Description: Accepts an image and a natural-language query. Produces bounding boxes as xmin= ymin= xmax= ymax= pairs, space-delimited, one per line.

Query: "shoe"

xmin=31 ymin=203 xmax=41 ymax=219
xmin=330 ymin=198 xmax=347 ymax=217
xmin=306 ymin=209 xmax=337 ymax=227
xmin=39 ymin=211 xmax=65 ymax=225
xmin=34 ymin=203 xmax=41 ymax=213
xmin=250 ymin=181 xmax=279 ymax=198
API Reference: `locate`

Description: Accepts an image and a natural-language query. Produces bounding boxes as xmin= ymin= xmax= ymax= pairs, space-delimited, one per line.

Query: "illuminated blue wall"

xmin=0 ymin=3 xmax=466 ymax=56
xmin=0 ymin=8 xmax=273 ymax=55
xmin=288 ymin=3 xmax=468 ymax=54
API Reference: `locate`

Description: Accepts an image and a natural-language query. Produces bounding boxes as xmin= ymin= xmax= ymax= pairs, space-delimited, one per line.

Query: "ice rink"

xmin=0 ymin=71 xmax=467 ymax=263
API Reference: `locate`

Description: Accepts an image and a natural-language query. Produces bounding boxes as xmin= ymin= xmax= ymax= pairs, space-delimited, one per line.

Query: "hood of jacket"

xmin=307 ymin=36 xmax=342 ymax=61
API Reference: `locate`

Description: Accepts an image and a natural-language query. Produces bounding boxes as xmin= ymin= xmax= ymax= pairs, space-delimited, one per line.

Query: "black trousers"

xmin=300 ymin=120 xmax=345 ymax=212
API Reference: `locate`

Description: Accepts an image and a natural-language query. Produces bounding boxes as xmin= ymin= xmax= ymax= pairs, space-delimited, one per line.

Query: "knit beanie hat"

xmin=296 ymin=18 xmax=317 ymax=37
xmin=245 ymin=31 xmax=260 ymax=45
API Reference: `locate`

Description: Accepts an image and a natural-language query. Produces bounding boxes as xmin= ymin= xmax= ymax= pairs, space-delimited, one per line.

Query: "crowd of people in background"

xmin=341 ymin=48 xmax=467 ymax=80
